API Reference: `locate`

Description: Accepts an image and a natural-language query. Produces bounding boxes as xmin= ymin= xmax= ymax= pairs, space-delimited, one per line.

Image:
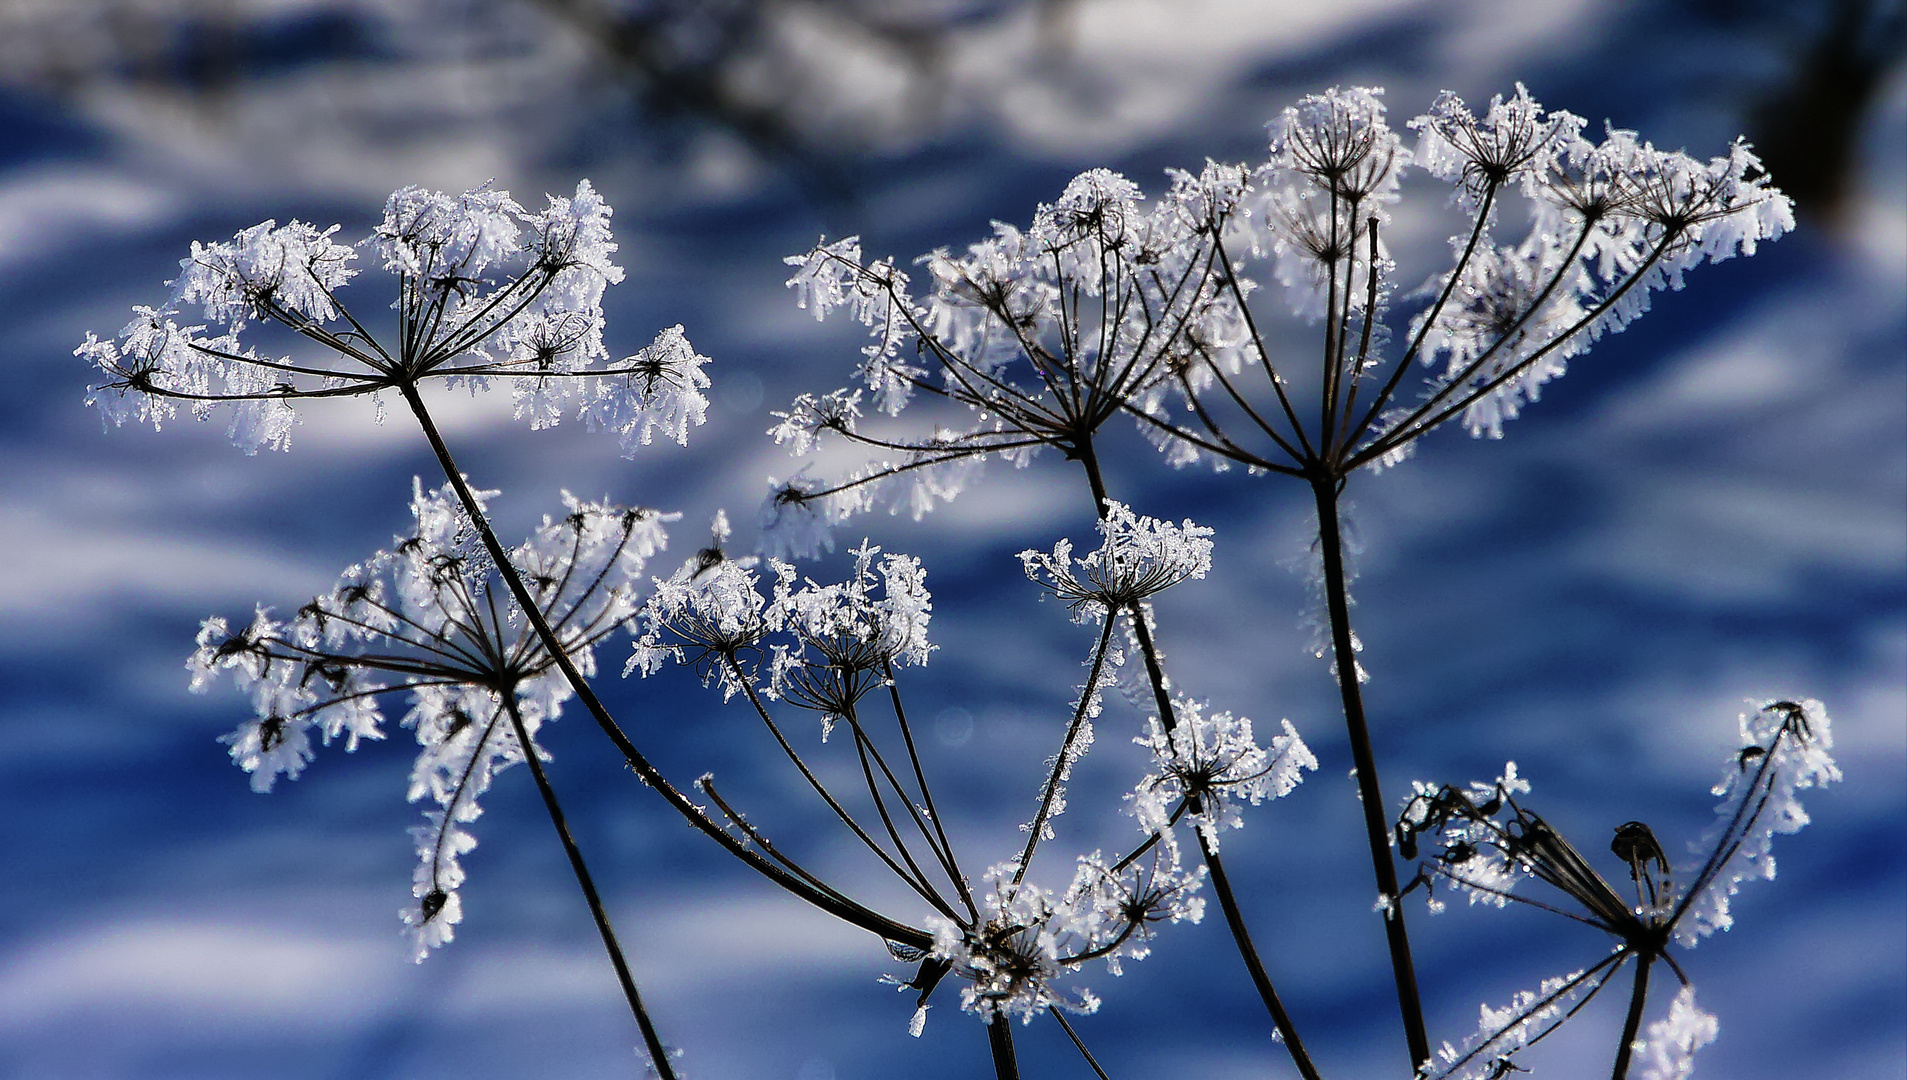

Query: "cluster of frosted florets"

xmin=1400 ymin=701 xmax=1836 ymax=1078
xmin=80 ymin=180 xmax=708 ymax=457
xmin=928 ymin=857 xmax=1205 ymax=1025
xmin=770 ymin=85 xmax=1793 ymax=552
xmin=1130 ymin=699 xmax=1318 ymax=854
xmin=765 ymin=542 xmax=931 ymax=708
xmin=1674 ymin=698 xmax=1839 ymax=946
xmin=1019 ymin=502 xmax=1214 ymax=621
xmin=630 ymin=540 xmax=934 ymax=720
xmin=193 ymin=479 xmax=670 ymax=959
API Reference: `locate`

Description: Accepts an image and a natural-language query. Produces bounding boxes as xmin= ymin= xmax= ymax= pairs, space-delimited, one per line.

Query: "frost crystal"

xmin=1636 ymin=986 xmax=1719 ymax=1080
xmin=1673 ymin=699 xmax=1838 ymax=947
xmin=1131 ymin=699 xmax=1316 ymax=853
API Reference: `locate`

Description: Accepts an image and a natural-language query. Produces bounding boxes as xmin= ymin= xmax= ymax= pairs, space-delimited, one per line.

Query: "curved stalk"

xmin=396 ymin=380 xmax=931 ymax=949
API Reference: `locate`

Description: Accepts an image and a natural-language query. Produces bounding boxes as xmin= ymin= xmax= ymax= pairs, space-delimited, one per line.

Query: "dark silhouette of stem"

xmin=1311 ymin=477 xmax=1430 ymax=1072
xmin=988 ymin=1013 xmax=1022 ymax=1080
xmin=1052 ymin=1011 xmax=1114 ymax=1080
xmin=1197 ymin=828 xmax=1325 ymax=1080
xmin=502 ymin=697 xmax=677 ymax=1080
xmin=1610 ymin=955 xmax=1653 ymax=1080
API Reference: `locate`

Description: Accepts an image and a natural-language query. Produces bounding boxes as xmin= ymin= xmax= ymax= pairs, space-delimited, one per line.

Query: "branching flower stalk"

xmin=1394 ymin=700 xmax=1838 ymax=1080
xmin=629 ymin=517 xmax=1291 ymax=1079
xmin=80 ymin=180 xmax=935 ymax=1071
xmin=192 ymin=482 xmax=683 ymax=1076
xmin=774 ymin=83 xmax=1792 ymax=1073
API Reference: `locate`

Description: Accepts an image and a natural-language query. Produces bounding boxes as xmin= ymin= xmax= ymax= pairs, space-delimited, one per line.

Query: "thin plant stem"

xmin=1197 ymin=828 xmax=1325 ymax=1080
xmin=1076 ymin=440 xmax=1324 ymax=1076
xmin=1013 ymin=616 xmax=1119 ymax=889
xmin=988 ymin=1012 xmax=1022 ymax=1080
xmin=886 ymin=672 xmax=980 ymax=919
xmin=731 ymin=660 xmax=959 ymax=921
xmin=1610 ymin=954 xmax=1653 ymax=1080
xmin=1052 ymin=1011 xmax=1114 ymax=1080
xmin=501 ymin=696 xmax=677 ymax=1080
xmin=1310 ymin=476 xmax=1430 ymax=1071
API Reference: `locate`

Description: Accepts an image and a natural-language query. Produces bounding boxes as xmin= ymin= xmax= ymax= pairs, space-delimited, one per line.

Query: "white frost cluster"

xmin=1420 ymin=968 xmax=1595 ymax=1080
xmin=1020 ymin=502 xmax=1214 ymax=621
xmin=927 ymin=856 xmax=1204 ymax=1026
xmin=1673 ymin=698 xmax=1839 ymax=947
xmin=772 ymin=84 xmax=1793 ymax=527
xmin=81 ymin=180 xmax=710 ymax=458
xmin=630 ymin=540 xmax=933 ymax=721
xmin=1130 ymin=698 xmax=1317 ymax=854
xmin=194 ymin=480 xmax=670 ymax=959
xmin=627 ymin=558 xmax=771 ymax=701
xmin=1395 ymin=763 xmax=1535 ymax=911
xmin=1636 ymin=986 xmax=1719 ymax=1080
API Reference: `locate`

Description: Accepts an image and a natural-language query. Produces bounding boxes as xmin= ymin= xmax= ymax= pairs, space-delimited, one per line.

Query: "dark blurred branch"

xmin=1744 ymin=0 xmax=1905 ymax=225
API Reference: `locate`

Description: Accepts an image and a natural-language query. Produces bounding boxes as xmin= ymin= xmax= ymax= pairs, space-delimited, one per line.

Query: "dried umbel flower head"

xmin=1396 ymin=700 xmax=1837 ymax=1079
xmin=193 ymin=480 xmax=673 ymax=958
xmin=769 ymin=85 xmax=1792 ymax=553
xmin=79 ymin=180 xmax=708 ymax=455
xmin=1019 ymin=501 xmax=1214 ymax=620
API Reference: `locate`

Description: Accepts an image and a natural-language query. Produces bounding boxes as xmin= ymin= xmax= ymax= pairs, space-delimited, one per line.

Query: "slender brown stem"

xmin=1197 ymin=829 xmax=1325 ymax=1080
xmin=501 ymin=697 xmax=678 ymax=1080
xmin=1610 ymin=954 xmax=1653 ymax=1080
xmin=1311 ymin=477 xmax=1430 ymax=1072
xmin=987 ymin=1013 xmax=1022 ymax=1080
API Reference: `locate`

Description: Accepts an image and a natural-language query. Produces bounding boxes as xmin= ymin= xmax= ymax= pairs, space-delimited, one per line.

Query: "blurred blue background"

xmin=0 ymin=1 xmax=1901 ymax=1078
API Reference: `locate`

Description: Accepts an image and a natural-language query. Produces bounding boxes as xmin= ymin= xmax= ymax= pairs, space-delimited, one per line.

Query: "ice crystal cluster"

xmin=770 ymin=85 xmax=1792 ymax=555
xmin=78 ymin=180 xmax=708 ymax=455
xmin=191 ymin=479 xmax=672 ymax=957
xmin=1019 ymin=501 xmax=1214 ymax=620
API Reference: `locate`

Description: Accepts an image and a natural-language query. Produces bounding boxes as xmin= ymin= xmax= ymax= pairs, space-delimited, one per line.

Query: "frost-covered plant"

xmin=82 ymin=83 xmax=1819 ymax=1080
xmin=1395 ymin=700 xmax=1838 ymax=1079
xmin=188 ymin=478 xmax=681 ymax=1069
xmin=196 ymin=480 xmax=670 ymax=952
xmin=774 ymin=83 xmax=1797 ymax=1077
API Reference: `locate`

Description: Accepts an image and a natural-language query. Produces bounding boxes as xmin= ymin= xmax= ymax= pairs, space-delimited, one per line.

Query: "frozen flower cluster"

xmin=79 ymin=180 xmax=708 ymax=456
xmin=927 ymin=856 xmax=1206 ymax=1026
xmin=1131 ymin=700 xmax=1318 ymax=856
xmin=771 ymin=85 xmax=1793 ymax=553
xmin=1020 ymin=501 xmax=1214 ymax=621
xmin=1397 ymin=700 xmax=1836 ymax=1078
xmin=628 ymin=540 xmax=932 ymax=717
xmin=192 ymin=479 xmax=672 ymax=958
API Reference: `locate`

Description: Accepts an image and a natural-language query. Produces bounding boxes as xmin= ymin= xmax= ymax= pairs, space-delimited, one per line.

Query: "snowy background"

xmin=1 ymin=1 xmax=1902 ymax=1078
